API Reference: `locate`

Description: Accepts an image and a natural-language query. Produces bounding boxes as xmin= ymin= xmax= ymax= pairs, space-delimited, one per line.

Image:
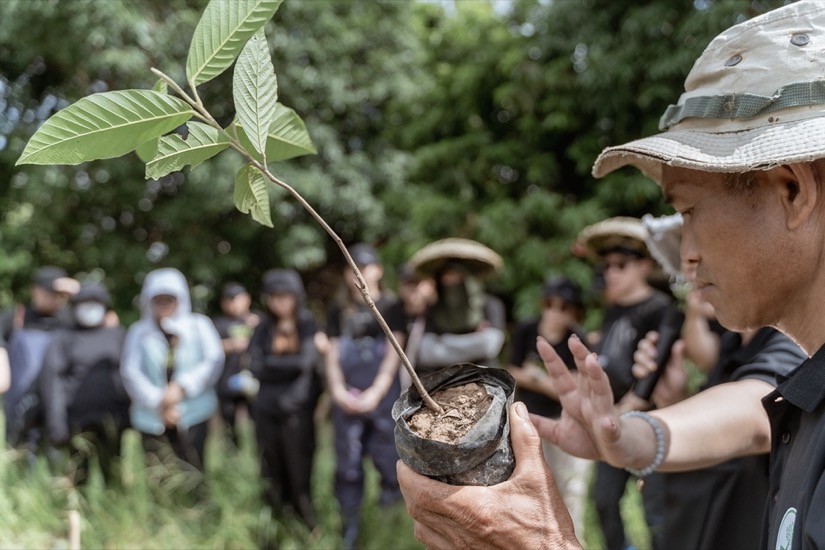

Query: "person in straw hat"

xmin=397 ymin=2 xmax=825 ymax=548
xmin=407 ymin=238 xmax=507 ymax=372
xmin=575 ymin=216 xmax=675 ymax=550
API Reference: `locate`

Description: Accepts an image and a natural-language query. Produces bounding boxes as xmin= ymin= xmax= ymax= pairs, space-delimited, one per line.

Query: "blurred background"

xmin=0 ymin=0 xmax=789 ymax=327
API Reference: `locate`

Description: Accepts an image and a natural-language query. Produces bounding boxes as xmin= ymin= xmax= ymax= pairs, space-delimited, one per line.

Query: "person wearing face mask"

xmin=408 ymin=239 xmax=506 ymax=373
xmin=120 ymin=268 xmax=224 ymax=472
xmin=39 ymin=282 xmax=130 ymax=485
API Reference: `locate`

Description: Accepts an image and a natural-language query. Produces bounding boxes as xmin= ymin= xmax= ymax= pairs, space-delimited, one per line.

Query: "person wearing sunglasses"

xmin=577 ymin=216 xmax=675 ymax=550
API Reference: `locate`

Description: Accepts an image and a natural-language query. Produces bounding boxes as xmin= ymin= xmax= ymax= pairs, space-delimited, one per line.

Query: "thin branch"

xmin=151 ymin=66 xmax=443 ymax=414
xmin=256 ymin=165 xmax=443 ymax=415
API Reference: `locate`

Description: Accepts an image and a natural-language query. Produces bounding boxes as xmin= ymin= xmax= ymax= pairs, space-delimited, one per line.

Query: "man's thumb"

xmin=509 ymin=401 xmax=546 ymax=476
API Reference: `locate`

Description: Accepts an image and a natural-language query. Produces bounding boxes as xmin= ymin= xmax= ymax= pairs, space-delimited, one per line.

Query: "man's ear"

xmin=772 ymin=164 xmax=819 ymax=230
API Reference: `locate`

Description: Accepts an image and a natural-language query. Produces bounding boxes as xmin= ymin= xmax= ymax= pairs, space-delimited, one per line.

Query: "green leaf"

xmin=186 ymin=0 xmax=284 ymax=87
xmin=145 ymin=121 xmax=231 ymax=180
xmin=234 ymin=103 xmax=316 ymax=163
xmin=17 ymin=90 xmax=193 ymax=165
xmin=135 ymin=80 xmax=171 ymax=162
xmin=135 ymin=138 xmax=159 ymax=163
xmin=234 ymin=163 xmax=273 ymax=227
xmin=233 ymin=28 xmax=278 ymax=159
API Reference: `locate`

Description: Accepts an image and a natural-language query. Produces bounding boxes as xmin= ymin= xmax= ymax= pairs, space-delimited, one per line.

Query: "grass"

xmin=0 ymin=411 xmax=649 ymax=549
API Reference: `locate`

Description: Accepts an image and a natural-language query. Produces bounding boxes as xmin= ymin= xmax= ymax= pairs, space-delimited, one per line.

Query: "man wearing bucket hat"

xmin=398 ymin=2 xmax=825 ymax=549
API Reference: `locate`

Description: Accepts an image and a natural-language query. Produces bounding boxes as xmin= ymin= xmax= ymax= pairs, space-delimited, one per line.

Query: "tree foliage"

xmin=1 ymin=0 xmax=788 ymax=325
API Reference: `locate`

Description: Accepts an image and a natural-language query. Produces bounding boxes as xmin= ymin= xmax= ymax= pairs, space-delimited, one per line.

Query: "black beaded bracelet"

xmin=621 ymin=410 xmax=666 ymax=478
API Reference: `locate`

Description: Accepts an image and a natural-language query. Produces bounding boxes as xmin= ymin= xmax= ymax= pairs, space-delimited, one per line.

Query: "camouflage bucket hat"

xmin=593 ymin=1 xmax=825 ymax=183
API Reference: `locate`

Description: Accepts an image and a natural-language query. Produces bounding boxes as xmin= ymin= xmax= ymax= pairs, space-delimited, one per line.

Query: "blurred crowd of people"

xmin=0 ymin=223 xmax=798 ymax=549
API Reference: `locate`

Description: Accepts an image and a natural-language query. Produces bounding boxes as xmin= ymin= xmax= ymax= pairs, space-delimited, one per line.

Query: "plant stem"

xmin=256 ymin=166 xmax=442 ymax=414
xmin=150 ymin=67 xmax=443 ymax=415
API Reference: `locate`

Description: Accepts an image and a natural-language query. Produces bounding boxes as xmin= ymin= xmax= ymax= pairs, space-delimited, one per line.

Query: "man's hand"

xmin=531 ymin=335 xmax=652 ymax=470
xmin=398 ymin=402 xmax=582 ymax=550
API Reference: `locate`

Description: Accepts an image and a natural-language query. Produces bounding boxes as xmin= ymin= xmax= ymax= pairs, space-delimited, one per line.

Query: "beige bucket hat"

xmin=593 ymin=0 xmax=825 ymax=183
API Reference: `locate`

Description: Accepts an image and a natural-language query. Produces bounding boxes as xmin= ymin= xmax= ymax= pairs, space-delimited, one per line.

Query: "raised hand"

xmin=530 ymin=335 xmax=639 ymax=469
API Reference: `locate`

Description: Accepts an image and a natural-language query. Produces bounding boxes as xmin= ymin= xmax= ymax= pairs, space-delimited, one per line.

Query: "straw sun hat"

xmin=593 ymin=0 xmax=825 ymax=183
xmin=407 ymin=238 xmax=503 ymax=278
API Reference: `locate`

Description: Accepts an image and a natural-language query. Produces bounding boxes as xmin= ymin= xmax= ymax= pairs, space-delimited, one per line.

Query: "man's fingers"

xmin=509 ymin=402 xmax=547 ymax=477
xmin=567 ymin=334 xmax=592 ymax=365
xmin=530 ymin=412 xmax=559 ymax=443
xmin=397 ymin=460 xmax=461 ymax=518
xmin=537 ymin=337 xmax=577 ymax=395
xmin=581 ymin=352 xmax=618 ymax=416
xmin=412 ymin=520 xmax=457 ymax=550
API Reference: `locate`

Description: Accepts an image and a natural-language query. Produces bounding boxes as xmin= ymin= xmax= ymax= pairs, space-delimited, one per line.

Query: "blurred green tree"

xmin=1 ymin=0 xmax=788 ymax=327
xmin=1 ymin=0 xmax=426 ymax=322
xmin=385 ymin=0 xmax=787 ymax=322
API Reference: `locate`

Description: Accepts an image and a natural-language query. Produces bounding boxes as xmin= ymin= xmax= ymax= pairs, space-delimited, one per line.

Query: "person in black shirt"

xmin=325 ymin=243 xmax=404 ymax=550
xmin=211 ymin=282 xmax=260 ymax=446
xmin=578 ymin=217 xmax=674 ymax=550
xmin=1 ymin=266 xmax=78 ymax=448
xmin=506 ymin=275 xmax=590 ymax=538
xmin=248 ymin=269 xmax=318 ymax=529
xmin=39 ymin=282 xmax=130 ymax=485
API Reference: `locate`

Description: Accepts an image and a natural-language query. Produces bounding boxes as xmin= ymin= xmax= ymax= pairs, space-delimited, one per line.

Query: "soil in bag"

xmin=393 ymin=364 xmax=515 ymax=486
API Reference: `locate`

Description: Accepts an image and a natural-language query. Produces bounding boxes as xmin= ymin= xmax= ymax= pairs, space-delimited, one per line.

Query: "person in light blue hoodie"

xmin=120 ymin=268 xmax=223 ymax=471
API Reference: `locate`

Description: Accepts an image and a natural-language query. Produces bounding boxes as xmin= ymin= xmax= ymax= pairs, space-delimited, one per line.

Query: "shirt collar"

xmin=775 ymin=344 xmax=825 ymax=413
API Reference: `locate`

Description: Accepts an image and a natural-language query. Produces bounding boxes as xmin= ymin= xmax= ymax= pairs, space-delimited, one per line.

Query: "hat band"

xmin=659 ymin=80 xmax=825 ymax=130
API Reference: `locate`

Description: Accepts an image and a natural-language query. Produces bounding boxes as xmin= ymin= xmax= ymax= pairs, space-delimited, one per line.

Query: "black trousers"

xmin=141 ymin=420 xmax=208 ymax=472
xmin=593 ymin=461 xmax=665 ymax=550
xmin=255 ymin=407 xmax=317 ymax=529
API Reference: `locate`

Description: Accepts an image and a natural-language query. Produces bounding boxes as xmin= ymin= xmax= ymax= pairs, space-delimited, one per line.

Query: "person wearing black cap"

xmin=39 ymin=282 xmax=130 ymax=485
xmin=210 ymin=281 xmax=261 ymax=446
xmin=383 ymin=264 xmax=436 ymax=388
xmin=247 ymin=268 xmax=320 ymax=529
xmin=505 ymin=276 xmax=591 ymax=539
xmin=0 ymin=265 xmax=79 ymax=447
xmin=324 ymin=243 xmax=405 ymax=550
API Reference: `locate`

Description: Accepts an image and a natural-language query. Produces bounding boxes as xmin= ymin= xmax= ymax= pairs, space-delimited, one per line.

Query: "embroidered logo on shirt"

xmin=776 ymin=507 xmax=796 ymax=550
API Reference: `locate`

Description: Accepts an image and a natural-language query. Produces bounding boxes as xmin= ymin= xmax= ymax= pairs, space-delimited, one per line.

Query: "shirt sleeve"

xmin=731 ymin=330 xmax=807 ymax=385
xmin=174 ymin=315 xmax=225 ymax=397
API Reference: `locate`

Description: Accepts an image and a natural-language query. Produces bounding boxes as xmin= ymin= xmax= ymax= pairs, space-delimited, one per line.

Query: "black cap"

xmin=349 ymin=243 xmax=379 ymax=266
xmin=543 ymin=276 xmax=583 ymax=308
xmin=262 ymin=269 xmax=305 ymax=297
xmin=397 ymin=263 xmax=420 ymax=284
xmin=32 ymin=266 xmax=68 ymax=291
xmin=71 ymin=282 xmax=111 ymax=307
xmin=221 ymin=282 xmax=247 ymax=300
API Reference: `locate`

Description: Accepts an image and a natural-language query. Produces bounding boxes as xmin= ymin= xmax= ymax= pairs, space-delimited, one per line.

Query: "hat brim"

xmin=576 ymin=217 xmax=648 ymax=260
xmin=592 ymin=117 xmax=825 ymax=184
xmin=408 ymin=238 xmax=502 ymax=278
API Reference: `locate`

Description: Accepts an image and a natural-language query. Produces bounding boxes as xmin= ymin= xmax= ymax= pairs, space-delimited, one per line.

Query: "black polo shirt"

xmin=762 ymin=344 xmax=825 ymax=549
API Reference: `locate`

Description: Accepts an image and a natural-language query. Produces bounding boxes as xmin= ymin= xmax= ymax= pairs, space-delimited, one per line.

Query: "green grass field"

xmin=0 ymin=411 xmax=649 ymax=549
